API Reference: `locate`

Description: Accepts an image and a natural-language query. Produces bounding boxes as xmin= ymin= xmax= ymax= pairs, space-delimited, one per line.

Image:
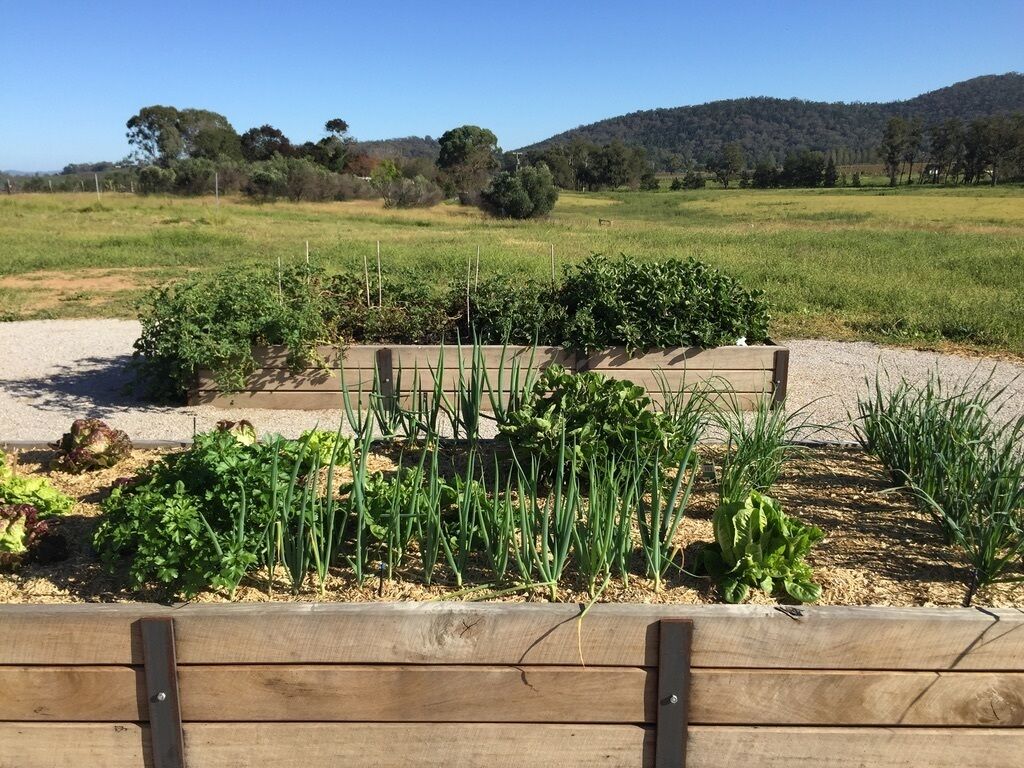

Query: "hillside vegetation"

xmin=526 ymin=74 xmax=1024 ymax=169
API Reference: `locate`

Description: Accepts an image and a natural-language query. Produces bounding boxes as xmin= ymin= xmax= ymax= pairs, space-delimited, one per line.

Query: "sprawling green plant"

xmin=697 ymin=491 xmax=823 ymax=604
xmin=558 ymin=254 xmax=770 ymax=353
xmin=94 ymin=428 xmax=353 ymax=597
xmin=499 ymin=365 xmax=698 ymax=477
xmin=132 ymin=254 xmax=770 ymax=401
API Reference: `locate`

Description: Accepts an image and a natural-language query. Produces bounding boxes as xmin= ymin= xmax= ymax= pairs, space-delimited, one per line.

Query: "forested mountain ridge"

xmin=523 ymin=73 xmax=1024 ymax=169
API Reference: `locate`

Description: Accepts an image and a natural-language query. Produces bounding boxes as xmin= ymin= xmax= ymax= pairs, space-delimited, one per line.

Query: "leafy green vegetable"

xmin=697 ymin=491 xmax=823 ymax=603
xmin=0 ymin=453 xmax=74 ymax=517
xmin=558 ymin=254 xmax=770 ymax=353
xmin=499 ymin=365 xmax=698 ymax=476
xmin=51 ymin=418 xmax=133 ymax=473
xmin=0 ymin=504 xmax=49 ymax=569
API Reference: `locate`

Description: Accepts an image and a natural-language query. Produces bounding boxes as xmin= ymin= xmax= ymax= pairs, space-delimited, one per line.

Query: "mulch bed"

xmin=2 ymin=445 xmax=1021 ymax=607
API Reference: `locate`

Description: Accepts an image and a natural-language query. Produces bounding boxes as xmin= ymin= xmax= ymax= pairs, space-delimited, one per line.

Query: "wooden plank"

xmin=591 ymin=369 xmax=771 ymax=392
xmin=690 ymin=669 xmax=1024 ymax=726
xmin=0 ymin=723 xmax=150 ymax=768
xmin=186 ymin=723 xmax=649 ymax=768
xmin=581 ymin=346 xmax=779 ymax=371
xmin=251 ymin=345 xmax=575 ymax=369
xmin=195 ymin=367 xmax=545 ymax=393
xmin=686 ymin=726 xmax=1024 ymax=768
xmin=2 ymin=605 xmax=1023 ymax=670
xmin=3 ymin=723 xmax=1022 ymax=768
xmin=0 ymin=723 xmax=646 ymax=768
xmin=6 ymin=666 xmax=1021 ymax=727
xmin=0 ymin=667 xmax=143 ymax=720
xmin=189 ymin=388 xmax=766 ymax=410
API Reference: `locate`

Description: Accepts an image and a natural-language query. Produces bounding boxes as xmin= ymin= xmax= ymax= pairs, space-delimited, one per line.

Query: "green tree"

xmin=713 ymin=142 xmax=745 ymax=188
xmin=126 ymin=106 xmax=237 ymax=165
xmin=126 ymin=106 xmax=183 ymax=165
xmin=878 ymin=117 xmax=907 ymax=187
xmin=240 ymin=125 xmax=293 ymax=162
xmin=437 ymin=125 xmax=501 ymax=203
xmin=480 ymin=163 xmax=559 ymax=218
xmin=901 ymin=117 xmax=923 ymax=183
xmin=823 ymin=156 xmax=838 ymax=188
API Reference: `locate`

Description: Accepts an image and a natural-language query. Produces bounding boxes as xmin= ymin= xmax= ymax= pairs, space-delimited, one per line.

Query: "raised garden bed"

xmin=3 ymin=445 xmax=1021 ymax=607
xmin=0 ymin=602 xmax=1022 ymax=768
xmin=189 ymin=344 xmax=789 ymax=410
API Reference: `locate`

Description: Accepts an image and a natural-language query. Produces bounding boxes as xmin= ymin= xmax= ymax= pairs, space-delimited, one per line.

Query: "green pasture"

xmin=1 ymin=185 xmax=1022 ymax=355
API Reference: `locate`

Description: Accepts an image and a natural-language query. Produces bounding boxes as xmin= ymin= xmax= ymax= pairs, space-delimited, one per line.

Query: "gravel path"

xmin=2 ymin=320 xmax=1022 ymax=443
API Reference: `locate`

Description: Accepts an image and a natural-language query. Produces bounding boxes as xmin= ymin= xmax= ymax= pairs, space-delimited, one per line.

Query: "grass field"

xmin=1 ymin=185 xmax=1023 ymax=356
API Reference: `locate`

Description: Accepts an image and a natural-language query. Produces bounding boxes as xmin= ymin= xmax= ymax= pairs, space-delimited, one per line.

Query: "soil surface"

xmin=2 ymin=445 xmax=1021 ymax=608
xmin=2 ymin=320 xmax=1023 ymax=443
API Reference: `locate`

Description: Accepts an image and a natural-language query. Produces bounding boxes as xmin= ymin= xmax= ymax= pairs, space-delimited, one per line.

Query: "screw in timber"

xmin=156 ymin=692 xmax=167 ymax=702
xmin=668 ymin=694 xmax=679 ymax=704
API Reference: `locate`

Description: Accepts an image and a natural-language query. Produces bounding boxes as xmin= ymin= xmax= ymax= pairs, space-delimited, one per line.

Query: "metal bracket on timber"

xmin=140 ymin=617 xmax=186 ymax=768
xmin=656 ymin=619 xmax=693 ymax=768
xmin=375 ymin=348 xmax=395 ymax=409
xmin=771 ymin=348 xmax=790 ymax=408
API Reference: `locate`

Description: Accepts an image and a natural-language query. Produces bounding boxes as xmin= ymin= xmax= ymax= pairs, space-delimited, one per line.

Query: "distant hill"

xmin=351 ymin=135 xmax=439 ymax=160
xmin=523 ymin=73 xmax=1024 ymax=169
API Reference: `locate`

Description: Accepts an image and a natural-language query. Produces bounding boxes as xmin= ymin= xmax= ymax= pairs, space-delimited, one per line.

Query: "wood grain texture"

xmin=3 ymin=724 xmax=1022 ymax=768
xmin=1 ymin=604 xmax=1023 ymax=670
xmin=0 ymin=723 xmax=651 ymax=768
xmin=251 ymin=345 xmax=576 ymax=369
xmin=686 ymin=726 xmax=1024 ymax=768
xmin=581 ymin=346 xmax=779 ymax=370
xmin=188 ymin=388 xmax=766 ymax=410
xmin=5 ymin=666 xmax=1021 ymax=727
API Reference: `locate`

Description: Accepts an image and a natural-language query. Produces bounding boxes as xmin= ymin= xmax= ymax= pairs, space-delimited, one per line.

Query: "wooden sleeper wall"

xmin=0 ymin=603 xmax=1022 ymax=767
xmin=190 ymin=344 xmax=787 ymax=410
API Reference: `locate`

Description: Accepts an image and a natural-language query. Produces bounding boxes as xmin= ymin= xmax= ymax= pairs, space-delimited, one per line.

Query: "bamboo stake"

xmin=475 ymin=245 xmax=480 ymax=288
xmin=94 ymin=173 xmax=101 ymax=201
xmin=466 ymin=250 xmax=472 ymax=326
xmin=550 ymin=244 xmax=556 ymax=282
xmin=376 ymin=241 xmax=382 ymax=308
xmin=363 ymin=250 xmax=371 ymax=308
xmin=277 ymin=256 xmax=283 ymax=300
xmin=305 ymin=240 xmax=310 ymax=264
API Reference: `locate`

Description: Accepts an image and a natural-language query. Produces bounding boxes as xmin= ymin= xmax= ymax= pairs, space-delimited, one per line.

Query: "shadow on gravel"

xmin=1 ymin=355 xmax=179 ymax=416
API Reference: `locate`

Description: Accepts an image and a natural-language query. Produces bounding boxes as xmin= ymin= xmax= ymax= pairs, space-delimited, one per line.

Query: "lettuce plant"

xmin=698 ymin=491 xmax=823 ymax=604
xmin=0 ymin=453 xmax=74 ymax=517
xmin=0 ymin=504 xmax=49 ymax=569
xmin=51 ymin=419 xmax=133 ymax=473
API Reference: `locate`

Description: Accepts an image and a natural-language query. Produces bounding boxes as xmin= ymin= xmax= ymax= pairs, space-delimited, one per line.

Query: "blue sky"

xmin=2 ymin=0 xmax=1022 ymax=170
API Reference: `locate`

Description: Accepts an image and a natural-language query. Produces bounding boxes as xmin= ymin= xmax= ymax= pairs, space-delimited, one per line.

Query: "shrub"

xmin=681 ymin=170 xmax=705 ymax=189
xmin=132 ymin=254 xmax=770 ymax=400
xmin=132 ymin=264 xmax=337 ymax=400
xmin=558 ymin=254 xmax=770 ymax=352
xmin=138 ymin=165 xmax=176 ymax=194
xmin=480 ymin=164 xmax=559 ymax=219
xmin=454 ymin=274 xmax=565 ymax=344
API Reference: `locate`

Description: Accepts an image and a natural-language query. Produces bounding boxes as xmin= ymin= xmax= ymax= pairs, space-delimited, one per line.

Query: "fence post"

xmin=771 ymin=348 xmax=790 ymax=408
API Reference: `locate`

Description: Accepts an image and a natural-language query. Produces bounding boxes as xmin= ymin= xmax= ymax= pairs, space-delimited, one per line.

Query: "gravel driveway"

xmin=2 ymin=320 xmax=1022 ymax=443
